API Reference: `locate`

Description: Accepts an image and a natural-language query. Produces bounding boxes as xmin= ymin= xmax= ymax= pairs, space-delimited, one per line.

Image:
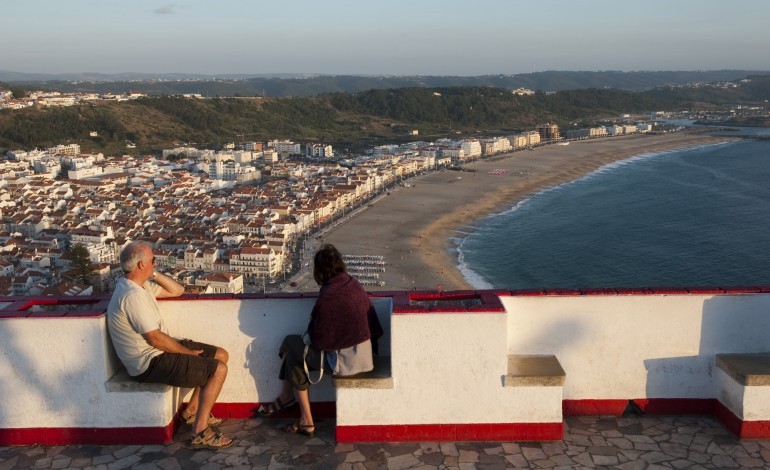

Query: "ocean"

xmin=458 ymin=129 xmax=770 ymax=290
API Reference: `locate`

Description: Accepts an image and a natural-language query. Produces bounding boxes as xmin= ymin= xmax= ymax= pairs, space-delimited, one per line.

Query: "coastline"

xmin=295 ymin=133 xmax=739 ymax=292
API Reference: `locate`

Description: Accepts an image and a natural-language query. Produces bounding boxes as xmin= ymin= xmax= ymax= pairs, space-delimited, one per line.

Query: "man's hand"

xmin=143 ymin=329 xmax=200 ymax=355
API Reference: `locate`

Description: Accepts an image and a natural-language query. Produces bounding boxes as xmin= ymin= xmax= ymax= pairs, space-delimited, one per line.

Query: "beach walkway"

xmin=2 ymin=414 xmax=765 ymax=469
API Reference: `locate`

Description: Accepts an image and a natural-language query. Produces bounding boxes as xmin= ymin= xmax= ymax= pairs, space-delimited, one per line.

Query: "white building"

xmin=308 ymin=144 xmax=334 ymax=159
xmin=271 ymin=140 xmax=301 ymax=155
xmin=68 ymin=166 xmax=104 ymax=180
xmin=460 ymin=140 xmax=482 ymax=159
xmin=229 ymin=246 xmax=281 ymax=278
xmin=195 ymin=272 xmax=244 ymax=294
xmin=47 ymin=144 xmax=81 ymax=156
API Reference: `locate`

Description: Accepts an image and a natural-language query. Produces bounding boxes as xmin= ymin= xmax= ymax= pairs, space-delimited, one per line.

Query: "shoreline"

xmin=294 ymin=133 xmax=739 ymax=292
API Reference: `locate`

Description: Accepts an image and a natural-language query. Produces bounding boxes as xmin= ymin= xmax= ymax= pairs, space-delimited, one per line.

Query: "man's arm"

xmin=142 ymin=329 xmax=203 ymax=355
xmin=152 ymin=271 xmax=185 ymax=298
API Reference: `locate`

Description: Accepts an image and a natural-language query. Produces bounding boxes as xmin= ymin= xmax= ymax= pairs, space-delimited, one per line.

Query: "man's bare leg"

xmin=184 ymin=347 xmax=228 ymax=417
xmin=193 ymin=360 xmax=229 ymax=436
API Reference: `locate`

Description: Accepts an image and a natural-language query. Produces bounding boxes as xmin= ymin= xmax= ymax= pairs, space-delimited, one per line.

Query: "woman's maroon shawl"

xmin=308 ymin=272 xmax=383 ymax=353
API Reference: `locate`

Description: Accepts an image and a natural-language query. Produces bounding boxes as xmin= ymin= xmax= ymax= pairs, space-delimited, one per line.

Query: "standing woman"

xmin=259 ymin=244 xmax=382 ymax=437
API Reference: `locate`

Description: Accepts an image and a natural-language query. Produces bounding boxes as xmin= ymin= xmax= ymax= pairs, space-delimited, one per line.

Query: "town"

xmin=0 ymin=109 xmax=665 ymax=298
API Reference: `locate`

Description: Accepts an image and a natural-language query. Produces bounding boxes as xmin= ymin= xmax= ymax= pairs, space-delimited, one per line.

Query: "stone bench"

xmin=504 ymin=354 xmax=566 ymax=387
xmin=105 ymin=368 xmax=173 ymax=393
xmin=104 ymin=368 xmax=181 ymax=438
xmin=332 ymin=355 xmax=393 ymax=389
xmin=715 ymin=353 xmax=770 ymax=439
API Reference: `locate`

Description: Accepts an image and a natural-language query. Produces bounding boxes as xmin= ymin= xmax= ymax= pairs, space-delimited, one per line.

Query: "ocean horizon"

xmin=458 ymin=129 xmax=770 ymax=290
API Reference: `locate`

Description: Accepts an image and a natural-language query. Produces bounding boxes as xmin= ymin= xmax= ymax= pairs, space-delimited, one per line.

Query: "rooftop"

xmin=2 ymin=414 xmax=762 ymax=469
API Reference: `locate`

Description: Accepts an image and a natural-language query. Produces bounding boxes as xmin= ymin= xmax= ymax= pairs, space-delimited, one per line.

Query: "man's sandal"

xmin=257 ymin=396 xmax=297 ymax=417
xmin=189 ymin=427 xmax=234 ymax=450
xmin=182 ymin=410 xmax=224 ymax=426
xmin=283 ymin=421 xmax=315 ymax=438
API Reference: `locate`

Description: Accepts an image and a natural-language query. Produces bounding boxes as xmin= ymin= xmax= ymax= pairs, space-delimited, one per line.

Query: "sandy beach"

xmin=292 ymin=132 xmax=738 ymax=292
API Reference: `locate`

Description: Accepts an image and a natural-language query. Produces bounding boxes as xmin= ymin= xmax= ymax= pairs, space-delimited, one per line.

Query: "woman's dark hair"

xmin=313 ymin=244 xmax=347 ymax=285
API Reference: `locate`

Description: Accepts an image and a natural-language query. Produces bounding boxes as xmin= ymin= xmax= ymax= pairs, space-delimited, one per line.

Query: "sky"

xmin=2 ymin=0 xmax=769 ymax=76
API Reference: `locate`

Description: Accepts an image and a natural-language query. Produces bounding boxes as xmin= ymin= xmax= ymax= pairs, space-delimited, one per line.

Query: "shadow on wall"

xmin=237 ymin=298 xmax=319 ymax=405
xmin=237 ymin=296 xmax=392 ymax=407
xmin=510 ymin=316 xmax=587 ymax=383
xmin=644 ymin=294 xmax=770 ymax=401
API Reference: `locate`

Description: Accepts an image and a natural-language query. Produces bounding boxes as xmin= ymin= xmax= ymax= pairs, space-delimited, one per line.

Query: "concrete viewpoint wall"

xmin=0 ymin=316 xmax=179 ymax=429
xmin=162 ymin=296 xmax=393 ymax=405
xmin=0 ymin=296 xmax=393 ymax=431
xmin=336 ymin=310 xmax=564 ymax=427
xmin=503 ymin=293 xmax=770 ymax=400
xmin=2 ymin=290 xmax=770 ymax=435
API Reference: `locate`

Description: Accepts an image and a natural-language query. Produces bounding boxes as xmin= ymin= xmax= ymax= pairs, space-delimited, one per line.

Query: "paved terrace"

xmin=2 ymin=415 xmax=767 ymax=469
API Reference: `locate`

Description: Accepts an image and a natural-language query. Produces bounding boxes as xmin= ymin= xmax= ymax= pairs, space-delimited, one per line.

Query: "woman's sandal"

xmin=182 ymin=410 xmax=224 ymax=426
xmin=283 ymin=421 xmax=315 ymax=438
xmin=189 ymin=427 xmax=234 ymax=450
xmin=257 ymin=396 xmax=297 ymax=417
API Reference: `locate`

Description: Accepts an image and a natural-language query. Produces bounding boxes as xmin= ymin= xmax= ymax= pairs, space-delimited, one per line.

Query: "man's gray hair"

xmin=120 ymin=240 xmax=153 ymax=273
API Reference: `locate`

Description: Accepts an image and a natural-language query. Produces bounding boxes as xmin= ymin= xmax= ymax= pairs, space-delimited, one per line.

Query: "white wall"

xmin=139 ymin=296 xmax=393 ymax=405
xmin=0 ymin=317 xmax=178 ymax=428
xmin=0 ymin=297 xmax=392 ymax=430
xmin=4 ymin=292 xmax=770 ymax=432
xmin=337 ymin=311 xmax=563 ymax=426
xmin=503 ymin=293 xmax=770 ymax=400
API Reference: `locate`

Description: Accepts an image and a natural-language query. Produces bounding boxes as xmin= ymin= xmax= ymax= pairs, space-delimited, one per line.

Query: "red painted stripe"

xmin=4 ymin=399 xmax=768 ymax=444
xmin=712 ymin=400 xmax=770 ymax=439
xmin=633 ymin=398 xmax=714 ymax=415
xmin=563 ymin=399 xmax=628 ymax=416
xmin=737 ymin=420 xmax=770 ymax=439
xmin=336 ymin=422 xmax=563 ymax=442
xmin=0 ymin=403 xmax=339 ymax=446
xmin=0 ymin=424 xmax=175 ymax=446
xmin=210 ymin=402 xmax=336 ymax=420
xmin=564 ymin=399 xmax=716 ymax=417
xmin=714 ymin=399 xmax=743 ymax=437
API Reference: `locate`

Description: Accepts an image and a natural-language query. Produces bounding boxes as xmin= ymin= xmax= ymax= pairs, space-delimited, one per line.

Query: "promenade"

xmin=2 ymin=415 xmax=764 ymax=469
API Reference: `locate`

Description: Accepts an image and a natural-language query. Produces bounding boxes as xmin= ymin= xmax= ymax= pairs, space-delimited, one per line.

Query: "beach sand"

xmin=291 ymin=132 xmax=737 ymax=292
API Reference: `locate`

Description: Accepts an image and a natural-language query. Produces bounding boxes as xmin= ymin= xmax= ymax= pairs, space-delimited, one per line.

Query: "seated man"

xmin=107 ymin=240 xmax=232 ymax=449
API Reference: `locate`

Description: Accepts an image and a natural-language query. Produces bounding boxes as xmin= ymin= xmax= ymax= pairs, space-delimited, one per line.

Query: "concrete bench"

xmin=332 ymin=355 xmax=393 ymax=389
xmin=105 ymin=368 xmax=173 ymax=393
xmin=104 ymin=368 xmax=181 ymax=438
xmin=715 ymin=353 xmax=770 ymax=439
xmin=504 ymin=354 xmax=566 ymax=387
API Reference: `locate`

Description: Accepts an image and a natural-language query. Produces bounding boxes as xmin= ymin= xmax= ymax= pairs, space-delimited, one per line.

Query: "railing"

xmin=2 ymin=287 xmax=770 ymax=445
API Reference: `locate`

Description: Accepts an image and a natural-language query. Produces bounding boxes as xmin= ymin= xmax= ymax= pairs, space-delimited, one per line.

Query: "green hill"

xmin=1 ymin=77 xmax=769 ymax=155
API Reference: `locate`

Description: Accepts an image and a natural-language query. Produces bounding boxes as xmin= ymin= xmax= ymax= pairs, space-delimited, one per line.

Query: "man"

xmin=107 ymin=240 xmax=232 ymax=449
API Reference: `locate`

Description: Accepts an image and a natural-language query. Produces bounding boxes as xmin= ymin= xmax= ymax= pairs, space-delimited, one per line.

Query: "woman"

xmin=259 ymin=244 xmax=382 ymax=437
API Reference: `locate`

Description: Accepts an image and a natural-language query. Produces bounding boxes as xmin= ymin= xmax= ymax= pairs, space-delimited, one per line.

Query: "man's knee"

xmin=214 ymin=359 xmax=228 ymax=379
xmin=215 ymin=347 xmax=229 ymax=364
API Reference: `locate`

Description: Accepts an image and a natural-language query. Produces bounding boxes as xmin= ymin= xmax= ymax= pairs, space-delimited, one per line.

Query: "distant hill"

xmin=0 ymin=70 xmax=311 ymax=82
xmin=1 ymin=70 xmax=767 ymax=97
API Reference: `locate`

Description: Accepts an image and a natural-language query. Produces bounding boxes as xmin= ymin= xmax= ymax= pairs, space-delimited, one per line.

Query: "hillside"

xmin=1 ymin=77 xmax=768 ymax=155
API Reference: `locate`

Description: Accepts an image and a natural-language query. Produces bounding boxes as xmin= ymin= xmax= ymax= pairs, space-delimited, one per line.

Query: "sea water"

xmin=458 ymin=131 xmax=770 ymax=289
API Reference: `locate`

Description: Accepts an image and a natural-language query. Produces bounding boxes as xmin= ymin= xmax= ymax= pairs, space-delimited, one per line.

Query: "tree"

xmin=70 ymin=244 xmax=94 ymax=285
xmin=10 ymin=86 xmax=27 ymax=99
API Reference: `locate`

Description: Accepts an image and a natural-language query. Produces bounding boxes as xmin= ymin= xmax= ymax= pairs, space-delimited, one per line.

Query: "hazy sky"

xmin=3 ymin=0 xmax=769 ymax=76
